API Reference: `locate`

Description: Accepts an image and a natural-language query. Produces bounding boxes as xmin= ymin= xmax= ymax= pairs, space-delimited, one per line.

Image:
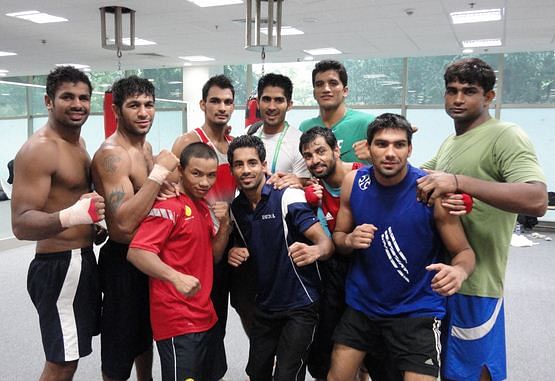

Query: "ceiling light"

xmin=107 ymin=37 xmax=156 ymax=46
xmin=132 ymin=38 xmax=156 ymax=46
xmin=168 ymin=81 xmax=183 ymax=84
xmin=0 ymin=74 xmax=7 ymax=77
xmin=303 ymin=47 xmax=342 ymax=56
xmin=182 ymin=62 xmax=193 ymax=67
xmin=6 ymin=10 xmax=68 ymax=24
xmin=55 ymin=63 xmax=90 ymax=70
xmin=187 ymin=0 xmax=242 ymax=7
xmin=261 ymin=26 xmax=304 ymax=36
xmin=462 ymin=48 xmax=474 ymax=54
xmin=462 ymin=39 xmax=502 ymax=48
xmin=450 ymin=8 xmax=503 ymax=24
xmin=303 ymin=56 xmax=314 ymax=61
xmin=0 ymin=70 xmax=9 ymax=73
xmin=0 ymin=51 xmax=17 ymax=57
xmin=179 ymin=56 xmax=215 ymax=62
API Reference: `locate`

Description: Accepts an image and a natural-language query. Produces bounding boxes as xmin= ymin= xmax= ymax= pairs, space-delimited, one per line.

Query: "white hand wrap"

xmin=59 ymin=198 xmax=100 ymax=228
xmin=148 ymin=164 xmax=171 ymax=185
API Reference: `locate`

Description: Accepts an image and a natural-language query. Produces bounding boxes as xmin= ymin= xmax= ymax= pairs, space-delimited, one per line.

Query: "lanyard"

xmin=258 ymin=121 xmax=289 ymax=173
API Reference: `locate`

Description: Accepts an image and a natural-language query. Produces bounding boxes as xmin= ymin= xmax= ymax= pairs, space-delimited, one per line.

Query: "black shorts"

xmin=156 ymin=324 xmax=227 ymax=381
xmin=27 ymin=247 xmax=101 ymax=363
xmin=333 ymin=306 xmax=442 ymax=378
xmin=307 ymin=256 xmax=349 ymax=378
xmin=247 ymin=302 xmax=319 ymax=381
xmin=99 ymin=239 xmax=152 ymax=379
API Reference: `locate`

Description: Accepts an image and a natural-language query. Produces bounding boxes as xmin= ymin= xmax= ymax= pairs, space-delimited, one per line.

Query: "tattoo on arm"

xmin=103 ymin=155 xmax=121 ymax=173
xmin=108 ymin=188 xmax=125 ymax=213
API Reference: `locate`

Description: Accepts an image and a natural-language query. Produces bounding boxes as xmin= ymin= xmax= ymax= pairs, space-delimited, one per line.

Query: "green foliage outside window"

xmin=503 ymin=52 xmax=555 ymax=104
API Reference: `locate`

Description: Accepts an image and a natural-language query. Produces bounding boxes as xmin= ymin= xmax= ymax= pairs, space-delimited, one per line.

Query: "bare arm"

xmin=426 ymin=198 xmax=476 ymax=296
xmin=11 ymin=139 xmax=103 ymax=240
xmin=211 ymin=201 xmax=233 ymax=263
xmin=127 ymin=248 xmax=201 ymax=297
xmin=417 ymin=171 xmax=547 ymax=217
xmin=353 ymin=140 xmax=370 ymax=162
xmin=289 ymin=221 xmax=334 ymax=267
xmin=228 ymin=246 xmax=250 ymax=267
xmin=332 ymin=171 xmax=377 ymax=255
xmin=92 ymin=146 xmax=178 ymax=241
xmin=266 ymin=171 xmax=308 ymax=189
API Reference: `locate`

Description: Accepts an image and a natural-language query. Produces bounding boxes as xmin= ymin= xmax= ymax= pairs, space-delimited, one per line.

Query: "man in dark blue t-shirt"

xmin=329 ymin=113 xmax=476 ymax=381
xmin=227 ymin=135 xmax=333 ymax=381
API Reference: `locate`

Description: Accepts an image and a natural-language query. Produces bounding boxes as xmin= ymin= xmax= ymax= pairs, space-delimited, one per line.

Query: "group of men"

xmin=11 ymin=57 xmax=547 ymax=381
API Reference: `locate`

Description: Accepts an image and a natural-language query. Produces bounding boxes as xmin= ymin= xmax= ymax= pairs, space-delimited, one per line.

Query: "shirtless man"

xmin=171 ymin=76 xmax=238 ymax=355
xmin=11 ymin=65 xmax=105 ymax=381
xmin=91 ymin=75 xmax=179 ymax=381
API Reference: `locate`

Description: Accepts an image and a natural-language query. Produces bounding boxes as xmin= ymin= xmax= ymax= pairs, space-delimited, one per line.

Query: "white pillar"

xmin=182 ymin=65 xmax=226 ymax=132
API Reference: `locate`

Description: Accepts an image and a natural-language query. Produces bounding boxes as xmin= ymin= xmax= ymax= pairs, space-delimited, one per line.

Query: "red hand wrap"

xmin=87 ymin=198 xmax=101 ymax=223
xmin=304 ymin=185 xmax=320 ymax=207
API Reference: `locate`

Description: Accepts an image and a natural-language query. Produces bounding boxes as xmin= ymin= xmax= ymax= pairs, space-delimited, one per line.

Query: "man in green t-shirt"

xmin=299 ymin=60 xmax=374 ymax=163
xmin=417 ymin=58 xmax=547 ymax=381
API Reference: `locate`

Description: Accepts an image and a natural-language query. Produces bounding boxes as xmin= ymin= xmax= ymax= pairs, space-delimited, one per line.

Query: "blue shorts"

xmin=442 ymin=294 xmax=506 ymax=381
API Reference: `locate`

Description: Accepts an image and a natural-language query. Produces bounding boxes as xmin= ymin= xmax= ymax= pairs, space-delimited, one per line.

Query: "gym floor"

xmin=0 ymin=199 xmax=553 ymax=380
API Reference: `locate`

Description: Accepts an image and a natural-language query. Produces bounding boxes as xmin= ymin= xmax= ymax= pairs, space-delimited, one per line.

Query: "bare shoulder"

xmin=172 ymin=131 xmax=200 ymax=156
xmin=16 ymin=130 xmax=60 ymax=174
xmin=92 ymin=139 xmax=132 ymax=176
xmin=433 ymin=197 xmax=452 ymax=223
xmin=342 ymin=170 xmax=357 ymax=188
xmin=339 ymin=170 xmax=357 ymax=201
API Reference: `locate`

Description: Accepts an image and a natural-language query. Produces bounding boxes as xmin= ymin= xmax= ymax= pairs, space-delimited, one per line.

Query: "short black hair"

xmin=367 ymin=113 xmax=413 ymax=145
xmin=299 ymin=126 xmax=337 ymax=154
xmin=257 ymin=73 xmax=293 ymax=102
xmin=444 ymin=58 xmax=496 ymax=93
xmin=179 ymin=142 xmax=219 ymax=168
xmin=227 ymin=135 xmax=266 ymax=164
xmin=46 ymin=66 xmax=92 ymax=100
xmin=311 ymin=60 xmax=348 ymax=87
xmin=202 ymin=75 xmax=235 ymax=101
xmin=111 ymin=75 xmax=155 ymax=109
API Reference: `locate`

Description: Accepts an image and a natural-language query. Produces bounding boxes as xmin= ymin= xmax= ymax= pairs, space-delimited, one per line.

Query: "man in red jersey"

xmin=128 ymin=142 xmax=232 ymax=381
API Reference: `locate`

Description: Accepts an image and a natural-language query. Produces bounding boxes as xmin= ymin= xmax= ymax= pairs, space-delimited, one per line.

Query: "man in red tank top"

xmin=171 ymin=75 xmax=254 ymax=379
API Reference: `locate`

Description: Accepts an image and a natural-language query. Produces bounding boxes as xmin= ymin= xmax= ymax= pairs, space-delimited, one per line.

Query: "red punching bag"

xmin=103 ymin=91 xmax=117 ymax=138
xmin=245 ymin=96 xmax=261 ymax=128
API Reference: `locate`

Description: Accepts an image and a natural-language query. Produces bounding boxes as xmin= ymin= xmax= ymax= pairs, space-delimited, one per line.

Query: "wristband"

xmin=453 ymin=174 xmax=459 ymax=193
xmin=148 ymin=164 xmax=171 ymax=185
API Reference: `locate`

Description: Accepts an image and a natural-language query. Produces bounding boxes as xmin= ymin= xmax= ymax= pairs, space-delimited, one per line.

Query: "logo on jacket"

xmin=261 ymin=213 xmax=276 ymax=220
xmin=184 ymin=205 xmax=192 ymax=217
xmin=358 ymin=174 xmax=371 ymax=190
